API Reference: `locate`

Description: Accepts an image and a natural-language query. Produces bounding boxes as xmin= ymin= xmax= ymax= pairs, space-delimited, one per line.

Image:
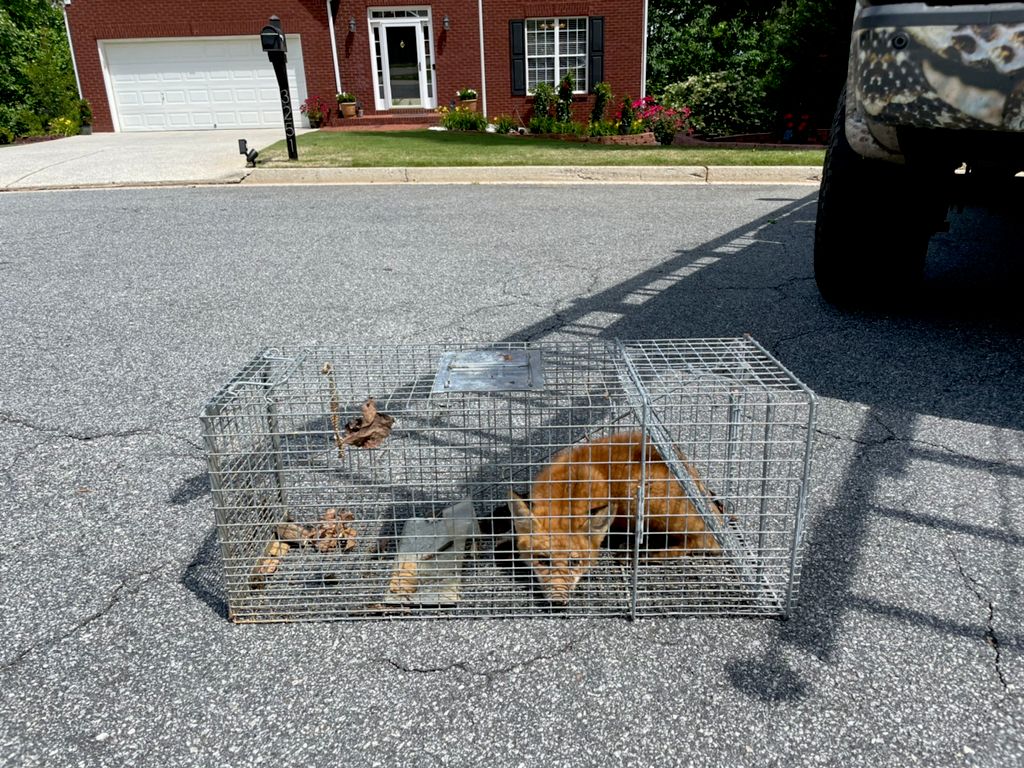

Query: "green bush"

xmin=48 ymin=115 xmax=77 ymax=136
xmin=22 ymin=27 xmax=77 ymax=125
xmin=556 ymin=72 xmax=574 ymax=123
xmin=1 ymin=5 xmax=80 ymax=143
xmin=528 ymin=114 xmax=555 ymax=134
xmin=492 ymin=114 xmax=517 ymax=134
xmin=587 ymin=119 xmax=618 ymax=138
xmin=661 ymin=71 xmax=770 ymax=137
xmin=617 ymin=96 xmax=635 ymax=135
xmin=439 ymin=105 xmax=487 ymax=131
xmin=591 ymin=81 xmax=612 ymax=124
xmin=554 ymin=119 xmax=587 ymax=137
xmin=0 ymin=104 xmax=16 ymax=144
xmin=530 ymin=82 xmax=555 ymax=120
xmin=13 ymin=106 xmax=44 ymax=137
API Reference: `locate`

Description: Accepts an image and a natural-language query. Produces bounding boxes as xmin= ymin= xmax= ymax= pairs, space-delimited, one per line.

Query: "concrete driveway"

xmin=0 ymin=129 xmax=299 ymax=190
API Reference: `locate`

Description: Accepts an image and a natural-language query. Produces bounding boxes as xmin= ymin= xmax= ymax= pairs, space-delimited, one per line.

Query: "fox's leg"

xmin=644 ymin=531 xmax=720 ymax=558
xmin=645 ymin=506 xmax=721 ymax=557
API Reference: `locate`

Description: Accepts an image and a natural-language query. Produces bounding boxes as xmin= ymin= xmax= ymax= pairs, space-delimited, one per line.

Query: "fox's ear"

xmin=586 ymin=505 xmax=613 ymax=537
xmin=509 ymin=490 xmax=534 ymax=535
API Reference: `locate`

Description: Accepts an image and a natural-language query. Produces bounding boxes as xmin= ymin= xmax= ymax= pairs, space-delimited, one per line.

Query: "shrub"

xmin=555 ymin=72 xmax=574 ymax=123
xmin=617 ymin=96 xmax=636 ymax=135
xmin=12 ymin=107 xmax=44 ymax=137
xmin=21 ymin=28 xmax=77 ymax=127
xmin=48 ymin=115 xmax=77 ymax=136
xmin=0 ymin=105 xmax=16 ymax=144
xmin=591 ymin=81 xmax=612 ymax=124
xmin=528 ymin=114 xmax=555 ymax=134
xmin=631 ymin=96 xmax=692 ymax=145
xmin=554 ymin=119 xmax=587 ymax=137
xmin=300 ymin=95 xmax=331 ymax=121
xmin=587 ymin=119 xmax=617 ymax=138
xmin=492 ymin=114 xmax=517 ymax=134
xmin=530 ymin=82 xmax=555 ymax=120
xmin=661 ymin=72 xmax=770 ymax=137
xmin=438 ymin=105 xmax=487 ymax=131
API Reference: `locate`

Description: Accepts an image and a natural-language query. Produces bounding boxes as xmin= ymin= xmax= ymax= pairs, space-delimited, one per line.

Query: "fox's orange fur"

xmin=511 ymin=431 xmax=721 ymax=604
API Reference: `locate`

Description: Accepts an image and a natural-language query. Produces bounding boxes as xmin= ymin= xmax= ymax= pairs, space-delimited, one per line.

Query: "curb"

xmin=241 ymin=165 xmax=823 ymax=186
xmin=0 ymin=166 xmax=823 ymax=192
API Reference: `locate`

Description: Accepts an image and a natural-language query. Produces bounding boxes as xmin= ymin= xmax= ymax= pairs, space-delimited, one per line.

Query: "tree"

xmin=0 ymin=0 xmax=79 ymax=142
xmin=647 ymin=0 xmax=854 ymax=135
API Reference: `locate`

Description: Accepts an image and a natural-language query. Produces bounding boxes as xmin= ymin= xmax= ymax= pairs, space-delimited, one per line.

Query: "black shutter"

xmin=588 ymin=16 xmax=604 ymax=92
xmin=510 ymin=20 xmax=526 ymax=96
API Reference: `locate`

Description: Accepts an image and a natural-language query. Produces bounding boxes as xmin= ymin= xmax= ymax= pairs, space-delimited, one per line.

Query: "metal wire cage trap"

xmin=201 ymin=338 xmax=816 ymax=623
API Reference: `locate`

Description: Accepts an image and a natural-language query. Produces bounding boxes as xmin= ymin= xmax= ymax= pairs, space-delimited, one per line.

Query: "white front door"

xmin=369 ymin=10 xmax=436 ymax=110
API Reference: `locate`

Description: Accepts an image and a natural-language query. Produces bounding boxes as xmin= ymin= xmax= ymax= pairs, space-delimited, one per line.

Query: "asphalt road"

xmin=1 ymin=184 xmax=1021 ymax=767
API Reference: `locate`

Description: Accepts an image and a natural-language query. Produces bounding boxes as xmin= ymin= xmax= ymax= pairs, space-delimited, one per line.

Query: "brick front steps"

xmin=321 ymin=111 xmax=440 ymax=131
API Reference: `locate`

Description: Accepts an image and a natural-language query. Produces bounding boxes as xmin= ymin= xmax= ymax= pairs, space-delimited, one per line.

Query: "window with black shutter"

xmin=510 ymin=20 xmax=526 ymax=96
xmin=511 ymin=16 xmax=604 ymax=94
xmin=588 ymin=17 xmax=604 ymax=92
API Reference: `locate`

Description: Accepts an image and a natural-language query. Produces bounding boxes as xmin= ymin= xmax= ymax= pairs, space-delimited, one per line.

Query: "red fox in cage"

xmin=510 ymin=431 xmax=724 ymax=604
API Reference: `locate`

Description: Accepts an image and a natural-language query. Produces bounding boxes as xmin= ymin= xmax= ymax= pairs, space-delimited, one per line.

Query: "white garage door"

xmin=101 ymin=36 xmax=309 ymax=132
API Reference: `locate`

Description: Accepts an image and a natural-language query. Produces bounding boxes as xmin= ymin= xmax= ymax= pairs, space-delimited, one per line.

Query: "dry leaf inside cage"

xmin=342 ymin=397 xmax=395 ymax=449
xmin=314 ymin=508 xmax=358 ymax=553
xmin=388 ymin=560 xmax=419 ymax=596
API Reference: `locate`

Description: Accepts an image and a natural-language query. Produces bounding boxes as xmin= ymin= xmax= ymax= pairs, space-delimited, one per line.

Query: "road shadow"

xmin=170 ymin=472 xmax=209 ymax=506
xmin=502 ymin=187 xmax=1022 ymax=698
xmin=582 ymin=193 xmax=1024 ymax=699
xmin=182 ymin=528 xmax=229 ymax=620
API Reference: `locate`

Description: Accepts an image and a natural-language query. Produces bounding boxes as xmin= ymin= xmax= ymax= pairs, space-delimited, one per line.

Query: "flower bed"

xmin=511 ymin=131 xmax=657 ymax=145
xmin=586 ymin=132 xmax=657 ymax=145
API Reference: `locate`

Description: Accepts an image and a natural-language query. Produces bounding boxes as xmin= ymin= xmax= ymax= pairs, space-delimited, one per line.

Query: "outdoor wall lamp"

xmin=349 ymin=17 xmax=356 ymax=33
xmin=442 ymin=15 xmax=450 ymax=31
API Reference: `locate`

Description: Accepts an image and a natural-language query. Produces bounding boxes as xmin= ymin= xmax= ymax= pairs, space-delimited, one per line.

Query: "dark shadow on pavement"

xmin=170 ymin=472 xmax=210 ymax=506
xmin=182 ymin=528 xmax=229 ymax=620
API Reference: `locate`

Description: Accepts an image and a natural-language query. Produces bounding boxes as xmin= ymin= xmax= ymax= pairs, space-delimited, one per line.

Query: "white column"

xmin=641 ymin=0 xmax=649 ymax=97
xmin=327 ymin=0 xmax=342 ymax=93
xmin=477 ymin=0 xmax=487 ymax=117
xmin=62 ymin=1 xmax=83 ymax=98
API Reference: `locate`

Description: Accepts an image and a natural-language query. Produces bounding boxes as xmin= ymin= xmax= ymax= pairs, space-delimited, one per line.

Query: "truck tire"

xmin=814 ymin=91 xmax=934 ymax=307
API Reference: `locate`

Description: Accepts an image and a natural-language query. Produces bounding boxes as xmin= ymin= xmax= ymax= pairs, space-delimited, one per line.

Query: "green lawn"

xmin=258 ymin=130 xmax=826 ymax=167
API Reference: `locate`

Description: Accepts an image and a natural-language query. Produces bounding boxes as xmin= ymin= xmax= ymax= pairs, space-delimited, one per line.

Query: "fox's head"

xmin=509 ymin=490 xmax=612 ymax=605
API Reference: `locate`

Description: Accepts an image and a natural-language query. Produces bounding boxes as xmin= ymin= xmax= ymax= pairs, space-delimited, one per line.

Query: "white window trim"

xmin=525 ymin=17 xmax=588 ymax=94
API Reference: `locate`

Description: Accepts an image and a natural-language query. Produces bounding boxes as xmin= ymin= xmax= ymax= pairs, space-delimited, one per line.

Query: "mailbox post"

xmin=261 ymin=16 xmax=298 ymax=160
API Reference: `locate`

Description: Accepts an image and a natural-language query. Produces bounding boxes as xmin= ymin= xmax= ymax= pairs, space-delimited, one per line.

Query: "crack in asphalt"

xmin=0 ymin=409 xmax=154 ymax=441
xmin=814 ymin=417 xmax=1008 ymax=474
xmin=770 ymin=325 xmax=831 ymax=358
xmin=0 ymin=563 xmax=170 ymax=674
xmin=944 ymin=536 xmax=1009 ymax=693
xmin=705 ymin=275 xmax=815 ymax=295
xmin=381 ymin=638 xmax=577 ymax=682
xmin=0 ymin=409 xmax=203 ymax=452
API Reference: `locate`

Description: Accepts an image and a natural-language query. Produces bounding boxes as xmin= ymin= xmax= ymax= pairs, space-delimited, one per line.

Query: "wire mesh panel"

xmin=201 ymin=338 xmax=816 ymax=623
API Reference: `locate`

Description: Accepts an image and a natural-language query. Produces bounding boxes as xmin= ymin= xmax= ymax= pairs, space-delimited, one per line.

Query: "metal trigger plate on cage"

xmin=431 ymin=349 xmax=545 ymax=393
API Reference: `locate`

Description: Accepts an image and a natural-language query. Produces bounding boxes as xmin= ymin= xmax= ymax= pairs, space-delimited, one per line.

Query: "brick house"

xmin=64 ymin=1 xmax=648 ymax=133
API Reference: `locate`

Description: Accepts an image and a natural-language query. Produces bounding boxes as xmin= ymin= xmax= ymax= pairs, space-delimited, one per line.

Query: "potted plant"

xmin=457 ymin=88 xmax=478 ymax=112
xmin=300 ymin=95 xmax=330 ymax=128
xmin=337 ymin=92 xmax=357 ymax=119
xmin=78 ymin=98 xmax=93 ymax=135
